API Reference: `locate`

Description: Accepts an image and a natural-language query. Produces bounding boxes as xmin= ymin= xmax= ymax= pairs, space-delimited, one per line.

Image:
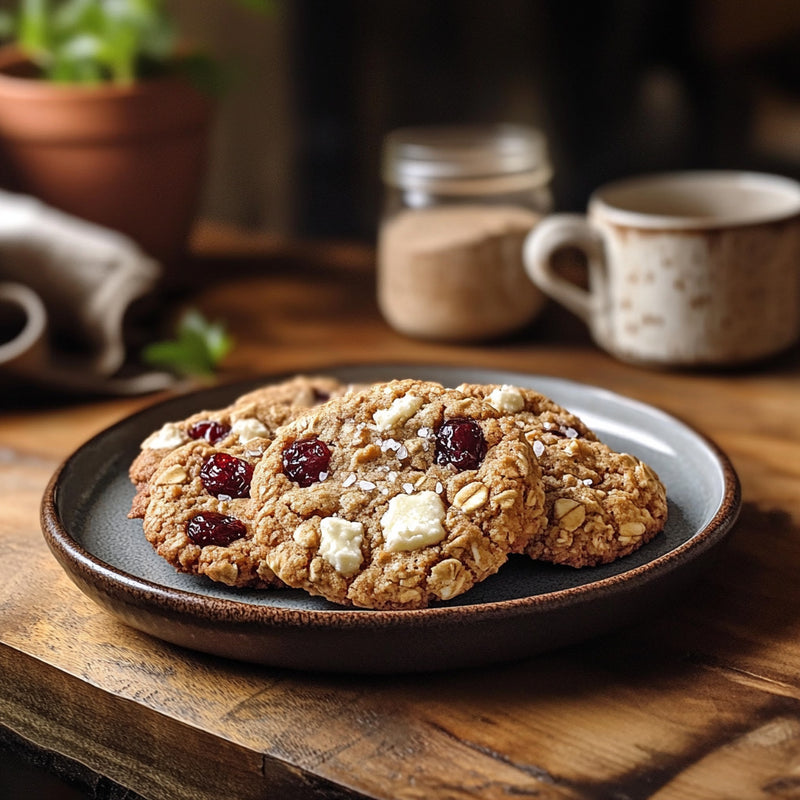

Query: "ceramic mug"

xmin=0 ymin=281 xmax=48 ymax=378
xmin=523 ymin=171 xmax=800 ymax=366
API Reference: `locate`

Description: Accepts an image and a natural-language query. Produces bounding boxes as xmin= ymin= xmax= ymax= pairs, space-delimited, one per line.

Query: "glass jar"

xmin=377 ymin=123 xmax=553 ymax=341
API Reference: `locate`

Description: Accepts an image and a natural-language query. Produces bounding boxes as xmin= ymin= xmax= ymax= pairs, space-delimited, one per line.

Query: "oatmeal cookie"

xmin=128 ymin=374 xmax=345 ymax=518
xmin=457 ymin=383 xmax=667 ymax=567
xmin=250 ymin=379 xmax=546 ymax=609
xmin=527 ymin=436 xmax=668 ymax=566
xmin=230 ymin=374 xmax=347 ymax=411
xmin=142 ymin=439 xmax=281 ymax=588
xmin=456 ymin=382 xmax=598 ymax=443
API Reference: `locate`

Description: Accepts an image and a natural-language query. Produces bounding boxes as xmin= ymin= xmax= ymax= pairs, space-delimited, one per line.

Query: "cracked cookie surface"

xmin=526 ymin=436 xmax=667 ymax=566
xmin=250 ymin=379 xmax=546 ymax=609
xmin=456 ymin=383 xmax=667 ymax=567
xmin=129 ymin=375 xmax=346 ymax=518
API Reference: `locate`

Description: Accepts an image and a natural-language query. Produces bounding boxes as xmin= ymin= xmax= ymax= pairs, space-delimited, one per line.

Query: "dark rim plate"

xmin=41 ymin=364 xmax=741 ymax=673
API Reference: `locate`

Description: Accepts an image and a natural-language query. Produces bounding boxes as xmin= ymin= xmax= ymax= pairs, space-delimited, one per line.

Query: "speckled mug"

xmin=523 ymin=171 xmax=800 ymax=366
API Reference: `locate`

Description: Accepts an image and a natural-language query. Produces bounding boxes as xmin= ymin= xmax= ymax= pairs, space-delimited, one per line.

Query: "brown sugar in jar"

xmin=379 ymin=204 xmax=545 ymax=341
xmin=377 ymin=124 xmax=553 ymax=341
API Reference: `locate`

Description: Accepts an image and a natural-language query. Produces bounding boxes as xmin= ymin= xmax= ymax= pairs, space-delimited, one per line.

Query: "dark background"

xmin=2 ymin=0 xmax=798 ymax=242
xmin=289 ymin=0 xmax=800 ymax=239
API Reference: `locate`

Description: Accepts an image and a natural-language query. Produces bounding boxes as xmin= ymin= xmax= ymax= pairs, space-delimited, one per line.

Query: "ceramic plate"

xmin=41 ymin=365 xmax=741 ymax=673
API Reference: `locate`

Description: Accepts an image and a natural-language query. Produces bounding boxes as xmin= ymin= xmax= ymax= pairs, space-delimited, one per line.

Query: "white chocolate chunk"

xmin=231 ymin=417 xmax=269 ymax=443
xmin=318 ymin=517 xmax=364 ymax=576
xmin=381 ymin=490 xmax=446 ymax=552
xmin=487 ymin=385 xmax=525 ymax=413
xmin=372 ymin=394 xmax=424 ymax=431
xmin=141 ymin=422 xmax=187 ymax=450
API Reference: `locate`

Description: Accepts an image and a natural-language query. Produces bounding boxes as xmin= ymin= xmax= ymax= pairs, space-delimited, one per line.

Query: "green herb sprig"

xmin=142 ymin=308 xmax=234 ymax=379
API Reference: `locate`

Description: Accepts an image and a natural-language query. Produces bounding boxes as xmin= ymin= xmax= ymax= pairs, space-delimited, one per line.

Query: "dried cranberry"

xmin=200 ymin=452 xmax=253 ymax=498
xmin=435 ymin=418 xmax=487 ymax=471
xmin=282 ymin=437 xmax=331 ymax=487
xmin=187 ymin=511 xmax=246 ymax=546
xmin=188 ymin=420 xmax=231 ymax=444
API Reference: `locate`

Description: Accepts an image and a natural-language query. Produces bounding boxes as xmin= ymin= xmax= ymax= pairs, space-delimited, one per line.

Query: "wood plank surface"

xmin=2 ymin=223 xmax=800 ymax=799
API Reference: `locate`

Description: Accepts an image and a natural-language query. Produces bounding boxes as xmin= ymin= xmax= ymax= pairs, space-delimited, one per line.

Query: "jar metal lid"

xmin=382 ymin=123 xmax=551 ymax=188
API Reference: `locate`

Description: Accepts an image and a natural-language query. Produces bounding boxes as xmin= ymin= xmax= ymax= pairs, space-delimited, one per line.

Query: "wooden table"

xmin=2 ymin=224 xmax=800 ymax=799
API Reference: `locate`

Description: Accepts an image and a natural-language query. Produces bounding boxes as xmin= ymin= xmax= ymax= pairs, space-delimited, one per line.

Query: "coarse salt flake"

xmin=533 ymin=440 xmax=546 ymax=458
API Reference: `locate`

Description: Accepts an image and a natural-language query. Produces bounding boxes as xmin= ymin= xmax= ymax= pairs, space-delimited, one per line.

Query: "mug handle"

xmin=523 ymin=214 xmax=605 ymax=325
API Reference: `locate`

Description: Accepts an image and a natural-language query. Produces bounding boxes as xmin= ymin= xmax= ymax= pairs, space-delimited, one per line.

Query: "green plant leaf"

xmin=9 ymin=0 xmax=275 ymax=85
xmin=18 ymin=0 xmax=49 ymax=57
xmin=142 ymin=308 xmax=234 ymax=378
xmin=179 ymin=309 xmax=234 ymax=363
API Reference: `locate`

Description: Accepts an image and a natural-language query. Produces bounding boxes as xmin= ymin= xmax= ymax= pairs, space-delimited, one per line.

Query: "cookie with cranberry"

xmin=142 ymin=439 xmax=281 ymax=588
xmin=128 ymin=374 xmax=346 ymax=518
xmin=250 ymin=379 xmax=546 ymax=609
xmin=457 ymin=383 xmax=667 ymax=567
xmin=456 ymin=382 xmax=598 ymax=444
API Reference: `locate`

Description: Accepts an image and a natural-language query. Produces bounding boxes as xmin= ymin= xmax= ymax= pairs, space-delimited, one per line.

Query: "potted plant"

xmin=0 ymin=0 xmax=265 ymax=274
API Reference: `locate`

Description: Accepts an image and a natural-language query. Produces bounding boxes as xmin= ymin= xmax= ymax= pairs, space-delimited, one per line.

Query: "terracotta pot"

xmin=0 ymin=45 xmax=213 ymax=272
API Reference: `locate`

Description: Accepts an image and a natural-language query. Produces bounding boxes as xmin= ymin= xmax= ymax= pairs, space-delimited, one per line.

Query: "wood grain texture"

xmin=2 ymin=223 xmax=800 ymax=799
